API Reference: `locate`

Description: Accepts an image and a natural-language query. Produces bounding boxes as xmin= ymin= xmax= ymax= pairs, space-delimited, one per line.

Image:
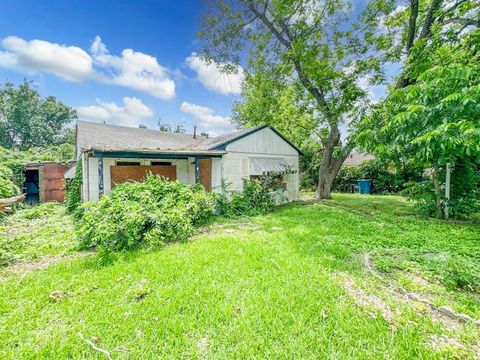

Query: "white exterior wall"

xmin=221 ymin=127 xmax=300 ymax=201
xmin=85 ymin=156 xmax=192 ymax=202
xmin=81 ymin=127 xmax=300 ymax=202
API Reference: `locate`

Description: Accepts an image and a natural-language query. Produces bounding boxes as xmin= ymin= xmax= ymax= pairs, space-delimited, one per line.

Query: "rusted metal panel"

xmin=43 ymin=163 xmax=68 ymax=202
xmin=199 ymin=158 xmax=212 ymax=192
xmin=110 ymin=165 xmax=177 ymax=187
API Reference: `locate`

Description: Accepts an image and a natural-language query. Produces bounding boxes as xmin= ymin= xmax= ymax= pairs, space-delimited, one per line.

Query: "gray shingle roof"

xmin=77 ymin=121 xmax=209 ymax=152
xmin=76 ymin=121 xmax=301 ymax=155
xmin=343 ymin=150 xmax=375 ymax=166
xmin=193 ymin=125 xmax=267 ymax=150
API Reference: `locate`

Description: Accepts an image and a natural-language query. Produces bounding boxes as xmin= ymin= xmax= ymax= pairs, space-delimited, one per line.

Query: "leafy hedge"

xmin=333 ymin=159 xmax=424 ymax=194
xmin=403 ymin=159 xmax=480 ymax=219
xmin=78 ymin=176 xmax=215 ymax=251
xmin=0 ymin=165 xmax=19 ymax=198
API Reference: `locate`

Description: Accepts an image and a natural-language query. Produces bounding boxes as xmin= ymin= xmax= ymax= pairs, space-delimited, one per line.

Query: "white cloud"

xmin=186 ymin=53 xmax=243 ymax=95
xmin=180 ymin=101 xmax=234 ymax=130
xmin=0 ymin=36 xmax=93 ymax=81
xmin=77 ymin=96 xmax=153 ymax=127
xmin=0 ymin=35 xmax=176 ymax=100
xmin=91 ymin=36 xmax=175 ymax=100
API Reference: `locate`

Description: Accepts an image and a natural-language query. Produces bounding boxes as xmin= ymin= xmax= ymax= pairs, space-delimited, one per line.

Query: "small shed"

xmin=23 ymin=161 xmax=75 ymax=204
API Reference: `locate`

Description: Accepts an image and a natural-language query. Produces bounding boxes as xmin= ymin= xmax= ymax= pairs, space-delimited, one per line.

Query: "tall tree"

xmin=157 ymin=119 xmax=186 ymax=133
xmin=362 ymin=0 xmax=480 ymax=88
xmin=357 ymin=1 xmax=480 ymax=218
xmin=0 ymin=81 xmax=77 ymax=150
xmin=198 ymin=0 xmax=382 ymax=199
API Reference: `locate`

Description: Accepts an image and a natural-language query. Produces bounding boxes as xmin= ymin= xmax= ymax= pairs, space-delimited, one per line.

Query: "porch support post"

xmin=98 ymin=154 xmax=104 ymax=197
xmin=194 ymin=157 xmax=200 ymax=183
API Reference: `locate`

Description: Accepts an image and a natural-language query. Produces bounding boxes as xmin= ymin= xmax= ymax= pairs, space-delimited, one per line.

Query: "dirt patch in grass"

xmin=342 ymin=276 xmax=396 ymax=328
xmin=0 ymin=252 xmax=92 ymax=279
xmin=353 ymin=254 xmax=480 ymax=330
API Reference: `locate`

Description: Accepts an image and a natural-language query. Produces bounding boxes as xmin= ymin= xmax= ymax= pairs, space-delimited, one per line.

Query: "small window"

xmin=151 ymin=161 xmax=172 ymax=166
xmin=116 ymin=161 xmax=141 ymax=166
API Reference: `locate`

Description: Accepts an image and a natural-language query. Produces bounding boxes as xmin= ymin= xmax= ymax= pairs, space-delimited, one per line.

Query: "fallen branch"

xmin=0 ymin=194 xmax=25 ymax=213
xmin=78 ymin=332 xmax=112 ymax=359
xmin=0 ymin=194 xmax=25 ymax=205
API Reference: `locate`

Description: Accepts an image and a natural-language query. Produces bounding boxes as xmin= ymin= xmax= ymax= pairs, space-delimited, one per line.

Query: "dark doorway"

xmin=24 ymin=169 xmax=39 ymax=204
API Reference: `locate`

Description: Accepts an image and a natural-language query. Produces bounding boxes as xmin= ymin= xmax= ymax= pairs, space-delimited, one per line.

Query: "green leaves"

xmin=78 ymin=176 xmax=216 ymax=252
xmin=0 ymin=81 xmax=77 ymax=150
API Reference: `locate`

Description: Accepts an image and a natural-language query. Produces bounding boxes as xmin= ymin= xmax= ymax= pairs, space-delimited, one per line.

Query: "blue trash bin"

xmin=357 ymin=179 xmax=372 ymax=194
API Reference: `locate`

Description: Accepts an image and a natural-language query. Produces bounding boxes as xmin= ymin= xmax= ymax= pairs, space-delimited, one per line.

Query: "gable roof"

xmin=200 ymin=125 xmax=303 ymax=155
xmin=76 ymin=121 xmax=302 ymax=155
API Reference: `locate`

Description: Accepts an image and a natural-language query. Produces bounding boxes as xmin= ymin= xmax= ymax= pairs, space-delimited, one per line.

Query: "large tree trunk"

xmin=432 ymin=162 xmax=442 ymax=219
xmin=316 ymin=125 xmax=349 ymax=200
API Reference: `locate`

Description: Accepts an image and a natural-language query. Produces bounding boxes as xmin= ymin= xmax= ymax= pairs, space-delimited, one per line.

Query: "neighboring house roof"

xmin=76 ymin=121 xmax=302 ymax=155
xmin=343 ymin=150 xmax=375 ymax=166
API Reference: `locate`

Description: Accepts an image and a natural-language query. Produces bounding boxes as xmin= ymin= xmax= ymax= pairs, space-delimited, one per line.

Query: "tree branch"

xmin=245 ymin=0 xmax=332 ymax=119
xmin=443 ymin=17 xmax=480 ymax=28
xmin=406 ymin=0 xmax=420 ymax=55
xmin=419 ymin=0 xmax=444 ymax=39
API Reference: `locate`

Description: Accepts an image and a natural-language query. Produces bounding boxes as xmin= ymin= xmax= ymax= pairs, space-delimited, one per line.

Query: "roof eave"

xmin=84 ymin=147 xmax=226 ymax=156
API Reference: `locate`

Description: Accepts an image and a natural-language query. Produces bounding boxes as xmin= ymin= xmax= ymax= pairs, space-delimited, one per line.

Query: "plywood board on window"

xmin=110 ymin=165 xmax=177 ymax=187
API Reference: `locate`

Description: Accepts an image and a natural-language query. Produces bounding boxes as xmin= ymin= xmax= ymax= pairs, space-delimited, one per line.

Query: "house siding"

xmin=221 ymin=127 xmax=300 ymax=201
xmin=80 ymin=127 xmax=300 ymax=202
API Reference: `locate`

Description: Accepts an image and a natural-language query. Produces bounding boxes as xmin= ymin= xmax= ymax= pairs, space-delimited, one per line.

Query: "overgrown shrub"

xmin=0 ymin=165 xmax=19 ymax=198
xmin=65 ymin=162 xmax=83 ymax=216
xmin=333 ymin=159 xmax=424 ymax=194
xmin=78 ymin=176 xmax=215 ymax=251
xmin=403 ymin=159 xmax=480 ymax=219
xmin=215 ymin=178 xmax=276 ymax=217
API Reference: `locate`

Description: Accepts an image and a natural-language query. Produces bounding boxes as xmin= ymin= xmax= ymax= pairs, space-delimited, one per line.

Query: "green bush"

xmin=333 ymin=159 xmax=425 ymax=194
xmin=0 ymin=165 xmax=19 ymax=198
xmin=65 ymin=162 xmax=83 ymax=216
xmin=403 ymin=159 xmax=480 ymax=219
xmin=215 ymin=179 xmax=275 ymax=217
xmin=78 ymin=176 xmax=215 ymax=251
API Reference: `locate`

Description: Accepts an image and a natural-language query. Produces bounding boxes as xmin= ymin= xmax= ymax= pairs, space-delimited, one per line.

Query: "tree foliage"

xmin=357 ymin=0 xmax=480 ymax=217
xmin=157 ymin=120 xmax=186 ymax=133
xmin=0 ymin=81 xmax=77 ymax=150
xmin=198 ymin=0 xmax=383 ymax=199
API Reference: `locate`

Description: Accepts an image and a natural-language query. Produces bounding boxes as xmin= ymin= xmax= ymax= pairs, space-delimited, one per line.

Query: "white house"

xmin=73 ymin=121 xmax=301 ymax=202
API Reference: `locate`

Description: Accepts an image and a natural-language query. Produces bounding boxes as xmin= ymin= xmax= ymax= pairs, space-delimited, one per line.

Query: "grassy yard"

xmin=1 ymin=194 xmax=479 ymax=359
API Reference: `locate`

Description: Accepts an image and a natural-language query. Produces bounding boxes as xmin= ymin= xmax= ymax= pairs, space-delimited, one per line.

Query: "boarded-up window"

xmin=110 ymin=165 xmax=177 ymax=187
xmin=116 ymin=161 xmax=141 ymax=166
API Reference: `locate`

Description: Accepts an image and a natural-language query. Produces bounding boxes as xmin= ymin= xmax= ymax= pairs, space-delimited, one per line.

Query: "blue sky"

xmin=0 ymin=1 xmax=396 ymax=136
xmin=0 ymin=0 xmax=244 ymax=136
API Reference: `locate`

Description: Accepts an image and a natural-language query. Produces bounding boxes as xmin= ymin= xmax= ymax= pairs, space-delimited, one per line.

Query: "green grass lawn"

xmin=1 ymin=194 xmax=479 ymax=359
